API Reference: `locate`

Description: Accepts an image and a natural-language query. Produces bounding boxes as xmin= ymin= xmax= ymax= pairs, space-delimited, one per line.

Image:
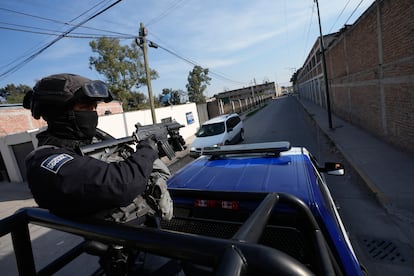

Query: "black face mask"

xmin=73 ymin=110 xmax=98 ymax=139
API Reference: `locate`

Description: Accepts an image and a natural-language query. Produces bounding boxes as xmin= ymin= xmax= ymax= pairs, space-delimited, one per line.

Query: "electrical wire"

xmin=344 ymin=0 xmax=365 ymax=25
xmin=0 ymin=26 xmax=134 ymax=39
xmin=327 ymin=0 xmax=367 ymax=34
xmin=301 ymin=2 xmax=315 ymax=63
xmin=0 ymin=0 xmax=123 ymax=80
xmin=0 ymin=7 xmax=134 ymax=37
xmin=147 ymin=31 xmax=249 ymax=87
xmin=66 ymin=0 xmax=112 ymax=23
xmin=0 ymin=21 xmax=134 ymax=38
xmin=146 ymin=0 xmax=189 ymax=27
xmin=1 ymin=5 xmax=245 ymax=86
xmin=328 ymin=0 xmax=351 ymax=33
xmin=148 ymin=39 xmax=246 ymax=86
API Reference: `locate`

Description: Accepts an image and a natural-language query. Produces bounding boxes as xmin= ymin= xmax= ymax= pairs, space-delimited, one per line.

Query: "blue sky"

xmin=0 ymin=0 xmax=374 ymax=98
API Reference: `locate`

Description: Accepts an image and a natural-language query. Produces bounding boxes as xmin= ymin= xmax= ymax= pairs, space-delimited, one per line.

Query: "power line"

xmin=148 ymin=39 xmax=246 ymax=85
xmin=0 ymin=0 xmax=123 ymax=80
xmin=0 ymin=6 xmax=134 ymax=37
xmin=327 ymin=0 xmax=366 ymax=33
xmin=0 ymin=21 xmax=134 ymax=38
xmin=344 ymin=0 xmax=365 ymax=25
xmin=1 ymin=16 xmax=245 ymax=86
xmin=147 ymin=31 xmax=248 ymax=86
xmin=146 ymin=0 xmax=189 ymax=26
xmin=328 ymin=0 xmax=351 ymax=33
xmin=0 ymin=7 xmax=65 ymax=25
xmin=0 ymin=25 xmax=134 ymax=39
xmin=301 ymin=2 xmax=315 ymax=63
xmin=66 ymin=0 xmax=112 ymax=23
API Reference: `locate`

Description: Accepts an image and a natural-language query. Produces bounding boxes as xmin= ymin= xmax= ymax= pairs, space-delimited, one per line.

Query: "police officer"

xmin=23 ymin=73 xmax=181 ymax=275
xmin=23 ymin=73 xmax=169 ymax=219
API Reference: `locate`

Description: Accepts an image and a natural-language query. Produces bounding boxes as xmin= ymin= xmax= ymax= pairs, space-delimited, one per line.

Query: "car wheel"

xmin=239 ymin=129 xmax=245 ymax=142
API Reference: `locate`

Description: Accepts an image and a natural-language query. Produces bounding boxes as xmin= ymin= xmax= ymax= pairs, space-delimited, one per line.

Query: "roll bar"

xmin=0 ymin=192 xmax=338 ymax=275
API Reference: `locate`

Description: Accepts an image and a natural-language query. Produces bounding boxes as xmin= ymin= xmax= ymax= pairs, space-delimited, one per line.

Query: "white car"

xmin=190 ymin=113 xmax=244 ymax=157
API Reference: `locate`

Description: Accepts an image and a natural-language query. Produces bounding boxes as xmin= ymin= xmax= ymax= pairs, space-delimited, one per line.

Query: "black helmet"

xmin=24 ymin=73 xmax=113 ymax=119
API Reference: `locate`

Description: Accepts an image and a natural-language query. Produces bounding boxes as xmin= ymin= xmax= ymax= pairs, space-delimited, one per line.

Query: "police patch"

xmin=40 ymin=153 xmax=74 ymax=174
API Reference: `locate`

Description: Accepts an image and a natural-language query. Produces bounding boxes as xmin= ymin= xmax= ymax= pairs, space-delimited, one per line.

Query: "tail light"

xmin=194 ymin=199 xmax=239 ymax=210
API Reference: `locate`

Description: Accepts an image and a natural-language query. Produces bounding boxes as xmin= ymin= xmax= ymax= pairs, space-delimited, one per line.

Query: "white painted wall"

xmin=97 ymin=103 xmax=200 ymax=139
xmin=0 ymin=103 xmax=200 ymax=182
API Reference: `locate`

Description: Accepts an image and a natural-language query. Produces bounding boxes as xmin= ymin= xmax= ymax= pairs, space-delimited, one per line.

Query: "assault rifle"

xmin=78 ymin=120 xmax=186 ymax=160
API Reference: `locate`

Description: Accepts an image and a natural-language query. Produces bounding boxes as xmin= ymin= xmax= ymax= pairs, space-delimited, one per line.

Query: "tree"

xmin=290 ymin=70 xmax=298 ymax=85
xmin=127 ymin=91 xmax=147 ymax=109
xmin=159 ymin=88 xmax=184 ymax=106
xmin=186 ymin=65 xmax=211 ymax=104
xmin=1 ymin=84 xmax=31 ymax=104
xmin=89 ymin=37 xmax=159 ymax=110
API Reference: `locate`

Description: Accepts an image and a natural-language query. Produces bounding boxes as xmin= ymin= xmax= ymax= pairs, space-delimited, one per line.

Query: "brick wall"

xmin=0 ymin=101 xmax=123 ymax=136
xmin=297 ymin=0 xmax=414 ymax=153
xmin=0 ymin=108 xmax=46 ymax=136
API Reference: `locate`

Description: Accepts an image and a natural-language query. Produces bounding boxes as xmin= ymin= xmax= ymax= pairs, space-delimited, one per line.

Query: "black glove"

xmin=140 ymin=135 xmax=159 ymax=154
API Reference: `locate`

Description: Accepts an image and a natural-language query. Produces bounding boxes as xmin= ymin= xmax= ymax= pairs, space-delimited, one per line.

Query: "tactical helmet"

xmin=23 ymin=73 xmax=113 ymax=119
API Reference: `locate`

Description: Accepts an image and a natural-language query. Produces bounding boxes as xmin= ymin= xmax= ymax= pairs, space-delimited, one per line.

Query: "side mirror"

xmin=227 ymin=127 xmax=233 ymax=132
xmin=319 ymin=162 xmax=345 ymax=176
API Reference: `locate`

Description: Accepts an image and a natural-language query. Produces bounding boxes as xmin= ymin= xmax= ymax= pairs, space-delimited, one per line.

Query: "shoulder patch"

xmin=40 ymin=153 xmax=74 ymax=174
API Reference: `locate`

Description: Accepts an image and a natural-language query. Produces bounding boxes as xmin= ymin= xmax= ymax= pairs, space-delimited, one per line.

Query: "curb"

xmin=324 ymin=130 xmax=390 ymax=208
xmin=295 ymin=97 xmax=390 ymax=210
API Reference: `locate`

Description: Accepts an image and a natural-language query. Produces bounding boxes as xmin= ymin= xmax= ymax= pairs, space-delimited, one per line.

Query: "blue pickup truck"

xmin=0 ymin=141 xmax=366 ymax=275
xmin=163 ymin=141 xmax=366 ymax=275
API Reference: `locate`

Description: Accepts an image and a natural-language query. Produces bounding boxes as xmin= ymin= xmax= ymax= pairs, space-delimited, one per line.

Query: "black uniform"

xmin=26 ymin=138 xmax=157 ymax=217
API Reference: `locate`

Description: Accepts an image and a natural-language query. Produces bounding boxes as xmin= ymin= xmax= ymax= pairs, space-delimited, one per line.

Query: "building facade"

xmin=208 ymin=82 xmax=276 ymax=117
xmin=294 ymin=0 xmax=414 ymax=153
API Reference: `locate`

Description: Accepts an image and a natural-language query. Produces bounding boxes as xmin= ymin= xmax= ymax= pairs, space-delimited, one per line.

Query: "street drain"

xmin=360 ymin=237 xmax=406 ymax=264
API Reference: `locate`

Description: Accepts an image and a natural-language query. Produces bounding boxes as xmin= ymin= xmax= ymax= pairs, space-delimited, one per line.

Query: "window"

xmin=226 ymin=116 xmax=240 ymax=130
xmin=196 ymin=122 xmax=225 ymax=137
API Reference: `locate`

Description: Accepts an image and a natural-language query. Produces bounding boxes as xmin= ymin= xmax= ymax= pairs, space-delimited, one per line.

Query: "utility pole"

xmin=138 ymin=22 xmax=156 ymax=124
xmin=315 ymin=0 xmax=333 ymax=129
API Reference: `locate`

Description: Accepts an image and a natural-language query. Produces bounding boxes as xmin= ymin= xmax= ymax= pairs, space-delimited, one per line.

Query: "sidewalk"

xmin=297 ymin=97 xmax=414 ymax=223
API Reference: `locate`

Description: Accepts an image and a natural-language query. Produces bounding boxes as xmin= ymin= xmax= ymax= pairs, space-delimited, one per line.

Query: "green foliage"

xmin=126 ymin=91 xmax=147 ymax=109
xmin=0 ymin=84 xmax=31 ymax=104
xmin=89 ymin=37 xmax=159 ymax=110
xmin=159 ymin=88 xmax=185 ymax=106
xmin=290 ymin=71 xmax=298 ymax=84
xmin=186 ymin=65 xmax=211 ymax=104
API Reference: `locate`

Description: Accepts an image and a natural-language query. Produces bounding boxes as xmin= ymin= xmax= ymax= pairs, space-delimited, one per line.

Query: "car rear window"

xmin=196 ymin=122 xmax=225 ymax=137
